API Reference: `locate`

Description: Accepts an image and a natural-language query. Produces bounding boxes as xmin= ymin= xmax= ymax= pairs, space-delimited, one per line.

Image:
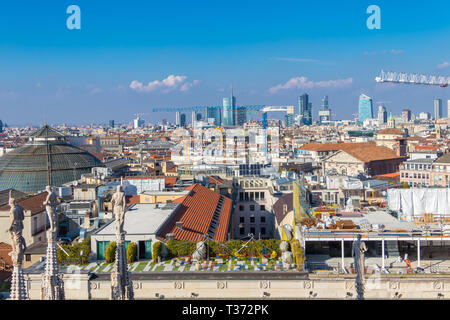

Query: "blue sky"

xmin=0 ymin=0 xmax=449 ymax=125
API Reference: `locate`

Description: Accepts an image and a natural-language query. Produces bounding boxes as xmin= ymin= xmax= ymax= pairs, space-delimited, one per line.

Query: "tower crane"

xmin=375 ymin=70 xmax=449 ymax=87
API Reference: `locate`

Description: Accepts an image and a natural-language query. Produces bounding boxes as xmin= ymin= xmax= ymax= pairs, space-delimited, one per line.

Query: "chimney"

xmin=176 ymin=221 xmax=184 ymax=230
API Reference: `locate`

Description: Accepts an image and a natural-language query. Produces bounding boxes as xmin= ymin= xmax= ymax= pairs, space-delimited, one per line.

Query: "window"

xmin=260 ymin=192 xmax=264 ymax=199
xmin=239 ymin=192 xmax=244 ymax=200
xmin=261 ymin=216 xmax=266 ymax=223
xmin=261 ymin=227 xmax=266 ymax=235
xmin=239 ymin=216 xmax=245 ymax=223
xmin=250 ymin=205 xmax=255 ymax=211
xmin=26 ymin=254 xmax=31 ymax=262
xmin=240 ymin=227 xmax=245 ymax=235
xmin=250 ymin=216 xmax=255 ymax=223
xmin=239 ymin=205 xmax=244 ymax=211
xmin=250 ymin=227 xmax=255 ymax=235
xmin=260 ymin=205 xmax=265 ymax=211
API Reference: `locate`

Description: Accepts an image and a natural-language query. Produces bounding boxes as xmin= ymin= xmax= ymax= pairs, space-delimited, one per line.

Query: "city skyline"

xmin=0 ymin=1 xmax=449 ymax=126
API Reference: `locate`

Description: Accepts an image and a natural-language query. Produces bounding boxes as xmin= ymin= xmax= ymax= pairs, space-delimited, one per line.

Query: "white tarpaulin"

xmin=388 ymin=188 xmax=450 ymax=216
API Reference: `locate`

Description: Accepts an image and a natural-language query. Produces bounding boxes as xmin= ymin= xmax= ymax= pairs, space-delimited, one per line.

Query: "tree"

xmin=152 ymin=241 xmax=162 ymax=261
xmin=126 ymin=242 xmax=137 ymax=263
xmin=105 ymin=242 xmax=117 ymax=263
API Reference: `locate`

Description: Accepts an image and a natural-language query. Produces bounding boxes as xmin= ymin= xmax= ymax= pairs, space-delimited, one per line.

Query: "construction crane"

xmin=375 ymin=70 xmax=449 ymax=87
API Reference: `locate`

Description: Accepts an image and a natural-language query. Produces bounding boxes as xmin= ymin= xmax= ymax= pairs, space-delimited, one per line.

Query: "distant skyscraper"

xmin=321 ymin=96 xmax=329 ymax=110
xmin=401 ymin=109 xmax=411 ymax=122
xmin=222 ymin=84 xmax=236 ymax=126
xmin=109 ymin=120 xmax=115 ymax=128
xmin=0 ymin=120 xmax=3 ymax=133
xmin=298 ymin=94 xmax=312 ymax=125
xmin=358 ymin=94 xmax=373 ymax=125
xmin=206 ymin=106 xmax=221 ymax=126
xmin=196 ymin=112 xmax=202 ymax=121
xmin=318 ymin=95 xmax=331 ymax=124
xmin=176 ymin=111 xmax=181 ymax=126
xmin=235 ymin=106 xmax=247 ymax=126
xmin=377 ymin=105 xmax=387 ymax=124
xmin=133 ymin=117 xmax=144 ymax=129
xmin=448 ymin=100 xmax=450 ymax=119
xmin=434 ymin=99 xmax=443 ymax=120
xmin=180 ymin=113 xmax=186 ymax=127
xmin=284 ymin=114 xmax=294 ymax=127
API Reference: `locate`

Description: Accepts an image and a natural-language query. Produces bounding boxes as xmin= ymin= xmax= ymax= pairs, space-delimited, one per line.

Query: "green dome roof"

xmin=0 ymin=126 xmax=102 ymax=193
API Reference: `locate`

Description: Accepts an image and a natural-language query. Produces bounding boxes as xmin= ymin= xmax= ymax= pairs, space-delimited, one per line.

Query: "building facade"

xmin=358 ymin=94 xmax=373 ymax=125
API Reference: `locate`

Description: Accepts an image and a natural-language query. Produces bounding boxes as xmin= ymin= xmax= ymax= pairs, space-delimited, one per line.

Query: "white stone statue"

xmin=43 ymin=186 xmax=59 ymax=235
xmin=7 ymin=194 xmax=26 ymax=266
xmin=280 ymin=241 xmax=293 ymax=264
xmin=351 ymin=234 xmax=367 ymax=300
xmin=345 ymin=198 xmax=354 ymax=212
xmin=192 ymin=241 xmax=206 ymax=261
xmin=111 ymin=185 xmax=126 ymax=237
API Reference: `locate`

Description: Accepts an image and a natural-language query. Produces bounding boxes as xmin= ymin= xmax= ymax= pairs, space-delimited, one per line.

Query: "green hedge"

xmin=105 ymin=242 xmax=117 ymax=263
xmin=164 ymin=239 xmax=283 ymax=259
xmin=57 ymin=237 xmax=91 ymax=264
xmin=290 ymin=239 xmax=305 ymax=271
xmin=126 ymin=242 xmax=137 ymax=263
xmin=152 ymin=241 xmax=162 ymax=261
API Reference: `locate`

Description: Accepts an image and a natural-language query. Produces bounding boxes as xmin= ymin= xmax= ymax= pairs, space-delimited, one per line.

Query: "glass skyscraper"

xmin=206 ymin=106 xmax=222 ymax=126
xmin=358 ymin=94 xmax=373 ymax=124
xmin=298 ymin=93 xmax=312 ymax=125
xmin=222 ymin=85 xmax=236 ymax=126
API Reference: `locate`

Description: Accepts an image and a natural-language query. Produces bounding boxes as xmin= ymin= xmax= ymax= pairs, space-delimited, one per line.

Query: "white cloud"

xmin=269 ymin=76 xmax=353 ymax=94
xmin=438 ymin=62 xmax=450 ymax=69
xmin=129 ymin=75 xmax=199 ymax=93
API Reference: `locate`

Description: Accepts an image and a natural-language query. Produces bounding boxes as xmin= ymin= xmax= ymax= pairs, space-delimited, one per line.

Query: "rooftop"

xmin=94 ymin=203 xmax=180 ymax=236
xmin=157 ymin=184 xmax=232 ymax=242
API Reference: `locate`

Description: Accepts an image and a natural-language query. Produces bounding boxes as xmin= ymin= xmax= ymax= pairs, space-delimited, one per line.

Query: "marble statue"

xmin=280 ymin=241 xmax=293 ymax=264
xmin=110 ymin=184 xmax=133 ymax=300
xmin=42 ymin=186 xmax=65 ymax=300
xmin=111 ymin=185 xmax=126 ymax=237
xmin=351 ymin=234 xmax=367 ymax=300
xmin=192 ymin=241 xmax=206 ymax=261
xmin=7 ymin=194 xmax=26 ymax=267
xmin=7 ymin=192 xmax=28 ymax=300
xmin=43 ymin=186 xmax=59 ymax=235
xmin=345 ymin=198 xmax=354 ymax=212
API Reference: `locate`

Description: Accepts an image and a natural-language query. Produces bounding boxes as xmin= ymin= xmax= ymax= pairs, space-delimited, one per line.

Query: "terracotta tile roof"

xmin=373 ymin=172 xmax=400 ymax=178
xmin=341 ymin=145 xmax=403 ymax=162
xmin=415 ymin=145 xmax=440 ymax=151
xmin=207 ymin=176 xmax=224 ymax=185
xmin=302 ymin=142 xmax=403 ymax=162
xmin=126 ymin=195 xmax=140 ymax=205
xmin=157 ymin=184 xmax=232 ymax=242
xmin=0 ymin=192 xmax=48 ymax=215
xmin=377 ymin=128 xmax=406 ymax=135
xmin=0 ymin=242 xmax=12 ymax=266
xmin=299 ymin=142 xmax=375 ymax=152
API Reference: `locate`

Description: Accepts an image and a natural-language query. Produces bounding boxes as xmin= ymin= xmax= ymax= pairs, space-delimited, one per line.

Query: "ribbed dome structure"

xmin=0 ymin=125 xmax=102 ymax=193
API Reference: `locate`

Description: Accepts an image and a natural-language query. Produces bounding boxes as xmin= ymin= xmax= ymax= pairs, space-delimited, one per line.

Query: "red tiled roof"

xmin=415 ymin=145 xmax=440 ymax=151
xmin=303 ymin=142 xmax=403 ymax=162
xmin=0 ymin=192 xmax=47 ymax=215
xmin=299 ymin=142 xmax=375 ymax=152
xmin=157 ymin=184 xmax=232 ymax=242
xmin=0 ymin=242 xmax=12 ymax=266
xmin=126 ymin=195 xmax=140 ymax=205
xmin=207 ymin=176 xmax=224 ymax=185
